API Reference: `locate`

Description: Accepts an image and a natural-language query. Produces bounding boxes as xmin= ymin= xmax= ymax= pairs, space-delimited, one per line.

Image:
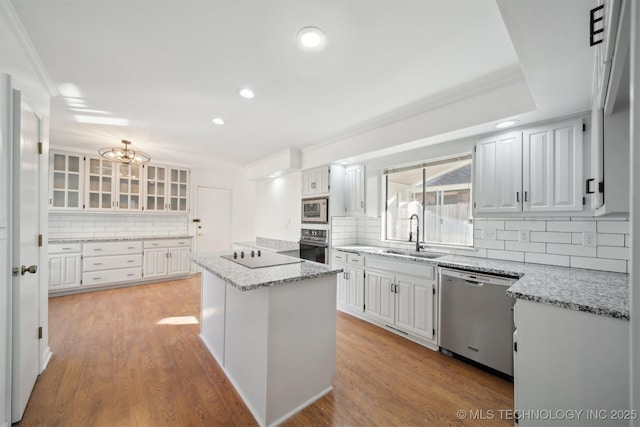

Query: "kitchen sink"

xmin=374 ymin=249 xmax=444 ymax=260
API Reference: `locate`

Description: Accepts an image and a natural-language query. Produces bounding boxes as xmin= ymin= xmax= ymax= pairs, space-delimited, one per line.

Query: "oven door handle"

xmin=299 ymin=240 xmax=328 ymax=248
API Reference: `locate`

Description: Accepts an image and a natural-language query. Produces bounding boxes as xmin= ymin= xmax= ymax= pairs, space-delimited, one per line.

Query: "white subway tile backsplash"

xmin=625 ymin=234 xmax=631 ymax=247
xmin=474 ymin=220 xmax=505 ymax=230
xmin=454 ymin=248 xmax=487 ymax=258
xmin=571 ymin=233 xmax=583 ymax=244
xmin=546 ymin=243 xmax=596 ymax=257
xmin=530 ymin=231 xmax=572 ymax=244
xmin=570 ymin=257 xmax=627 ymax=273
xmin=597 ymin=246 xmax=630 ymax=260
xmin=525 ymin=253 xmax=570 ymax=267
xmin=474 ymin=239 xmax=505 ymax=250
xmin=596 ymin=233 xmax=625 ymax=247
xmin=487 ymin=250 xmax=524 ymax=262
xmin=505 ymin=241 xmax=546 ymax=253
xmin=496 ymin=230 xmax=519 ymax=241
xmin=504 ymin=220 xmax=546 ymax=231
xmin=546 ymin=221 xmax=596 ymax=232
xmin=597 ymin=221 xmax=630 ymax=234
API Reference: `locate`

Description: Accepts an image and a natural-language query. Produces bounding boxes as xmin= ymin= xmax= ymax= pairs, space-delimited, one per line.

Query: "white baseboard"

xmin=40 ymin=346 xmax=52 ymax=372
xmin=268 ymin=386 xmax=333 ymax=427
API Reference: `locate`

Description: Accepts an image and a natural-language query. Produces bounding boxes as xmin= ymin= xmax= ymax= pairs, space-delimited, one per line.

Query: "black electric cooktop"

xmin=221 ymin=250 xmax=303 ymax=269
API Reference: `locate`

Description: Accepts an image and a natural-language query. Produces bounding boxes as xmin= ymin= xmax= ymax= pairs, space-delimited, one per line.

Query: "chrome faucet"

xmin=409 ymin=214 xmax=420 ymax=252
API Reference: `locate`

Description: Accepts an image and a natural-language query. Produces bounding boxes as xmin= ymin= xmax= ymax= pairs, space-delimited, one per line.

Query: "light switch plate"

xmin=483 ymin=228 xmax=496 ymax=240
xmin=583 ymin=232 xmax=597 ymax=247
xmin=519 ymin=229 xmax=530 ymax=243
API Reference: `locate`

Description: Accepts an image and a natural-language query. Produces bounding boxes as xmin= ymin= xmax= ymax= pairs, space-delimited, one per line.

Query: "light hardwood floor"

xmin=18 ymin=275 xmax=513 ymax=426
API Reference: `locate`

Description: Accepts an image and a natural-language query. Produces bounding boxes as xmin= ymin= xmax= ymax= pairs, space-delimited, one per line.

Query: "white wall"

xmin=1 ymin=1 xmax=54 ymax=424
xmin=254 ymin=172 xmax=301 ymax=242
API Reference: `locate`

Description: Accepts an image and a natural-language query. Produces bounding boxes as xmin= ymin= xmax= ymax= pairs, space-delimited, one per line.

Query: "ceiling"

xmin=10 ymin=0 xmax=595 ymax=169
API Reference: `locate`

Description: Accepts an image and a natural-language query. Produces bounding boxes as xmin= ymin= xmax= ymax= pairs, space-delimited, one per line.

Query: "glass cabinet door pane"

xmin=180 ymin=170 xmax=187 ymax=183
xmin=120 ymin=179 xmax=128 ymax=193
xmin=90 ymin=159 xmax=100 ymax=174
xmin=68 ymin=191 xmax=79 ymax=208
xmin=103 ymin=177 xmax=112 ymax=192
xmin=148 ymin=167 xmax=156 ymax=180
xmin=54 ymin=154 xmax=65 ymax=171
xmin=102 ymin=194 xmax=111 ymax=208
xmin=179 ymin=184 xmax=186 ymax=197
xmin=147 ymin=181 xmax=155 ymax=195
xmin=171 ymin=169 xmax=178 ymax=182
xmin=68 ymin=174 xmax=79 ymax=190
xmin=69 ymin=156 xmax=80 ymax=172
xmin=90 ymin=176 xmax=99 ymax=192
xmin=53 ymin=172 xmax=65 ymax=189
xmin=147 ymin=197 xmax=155 ymax=210
xmin=158 ymin=168 xmax=165 ymax=180
xmin=90 ymin=193 xmax=99 ymax=208
xmin=53 ymin=191 xmax=65 ymax=207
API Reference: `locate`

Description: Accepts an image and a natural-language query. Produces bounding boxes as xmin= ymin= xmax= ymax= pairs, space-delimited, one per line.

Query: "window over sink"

xmin=384 ymin=155 xmax=473 ymax=247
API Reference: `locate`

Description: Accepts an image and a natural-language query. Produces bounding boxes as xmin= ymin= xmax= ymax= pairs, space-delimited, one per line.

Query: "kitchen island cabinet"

xmin=190 ymin=252 xmax=342 ymax=427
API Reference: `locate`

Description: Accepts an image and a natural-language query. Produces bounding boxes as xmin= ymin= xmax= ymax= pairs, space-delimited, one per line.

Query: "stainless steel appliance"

xmin=301 ymin=197 xmax=329 ymax=224
xmin=439 ymin=268 xmax=517 ymax=376
xmin=221 ymin=250 xmax=303 ymax=269
xmin=298 ymin=228 xmax=328 ymax=264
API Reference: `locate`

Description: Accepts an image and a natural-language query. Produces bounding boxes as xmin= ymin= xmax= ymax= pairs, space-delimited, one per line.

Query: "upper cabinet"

xmin=474 ymin=119 xmax=584 ymax=215
xmin=49 ymin=151 xmax=84 ymax=210
xmin=145 ymin=165 xmax=190 ymax=213
xmin=474 ymin=132 xmax=522 ymax=213
xmin=345 ymin=164 xmax=365 ymax=216
xmin=301 ymin=166 xmax=329 ymax=197
xmin=49 ymin=149 xmax=190 ymax=213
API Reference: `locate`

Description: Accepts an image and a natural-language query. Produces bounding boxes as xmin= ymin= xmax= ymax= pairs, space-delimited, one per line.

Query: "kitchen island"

xmin=189 ymin=251 xmax=343 ymax=427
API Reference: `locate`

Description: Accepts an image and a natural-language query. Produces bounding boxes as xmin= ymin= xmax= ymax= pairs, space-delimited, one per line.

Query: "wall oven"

xmin=301 ymin=197 xmax=329 ymax=224
xmin=298 ymin=228 xmax=328 ymax=264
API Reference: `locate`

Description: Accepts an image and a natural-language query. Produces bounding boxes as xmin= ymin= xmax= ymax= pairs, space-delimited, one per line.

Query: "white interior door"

xmin=195 ymin=186 xmax=232 ymax=260
xmin=11 ymin=89 xmax=42 ymax=422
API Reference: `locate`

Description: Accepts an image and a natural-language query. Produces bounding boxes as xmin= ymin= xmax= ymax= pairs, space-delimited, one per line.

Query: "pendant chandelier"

xmin=99 ymin=140 xmax=150 ymax=165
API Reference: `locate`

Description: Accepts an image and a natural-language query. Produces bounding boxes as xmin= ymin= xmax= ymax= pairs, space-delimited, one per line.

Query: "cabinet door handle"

xmin=516 ymin=192 xmax=520 ymax=202
xmin=93 ymin=263 xmax=103 ymax=265
xmin=93 ymin=248 xmax=102 ymax=251
xmin=390 ymin=283 xmax=395 ymax=293
xmin=586 ymin=178 xmax=595 ymax=194
xmin=62 ymin=247 xmax=72 ymax=250
xmin=127 ymin=260 xmax=135 ymax=263
xmin=524 ymin=191 xmax=528 ymax=202
xmin=93 ymin=277 xmax=102 ymax=280
xmin=394 ymin=284 xmax=399 ymax=294
xmin=361 ymin=201 xmax=364 ymax=208
xmin=127 ymin=273 xmax=135 ymax=277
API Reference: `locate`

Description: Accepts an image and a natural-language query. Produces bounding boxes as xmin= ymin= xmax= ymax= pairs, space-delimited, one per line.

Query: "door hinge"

xmin=582 ymin=123 xmax=587 ymax=132
xmin=474 ymin=146 xmax=477 ymax=153
xmin=599 ymin=181 xmax=605 ymax=193
xmin=433 ymin=287 xmax=435 ymax=295
xmin=433 ymin=328 xmax=435 ymax=336
xmin=38 ymin=234 xmax=43 ymax=247
xmin=38 ymin=326 xmax=43 ymax=339
xmin=583 ymin=197 xmax=586 ymax=205
xmin=37 ymin=142 xmax=43 ymax=154
xmin=514 ymin=341 xmax=518 ymax=352
xmin=80 ymin=279 xmax=83 ymax=284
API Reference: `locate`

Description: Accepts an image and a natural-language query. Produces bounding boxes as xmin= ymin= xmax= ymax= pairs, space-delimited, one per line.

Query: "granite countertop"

xmin=333 ymin=245 xmax=630 ymax=320
xmin=189 ymin=251 xmax=343 ymax=291
xmin=50 ymin=236 xmax=193 ymax=244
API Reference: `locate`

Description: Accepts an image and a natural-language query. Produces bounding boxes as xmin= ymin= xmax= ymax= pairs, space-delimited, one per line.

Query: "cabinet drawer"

xmin=84 ymin=241 xmax=142 ymax=256
xmin=82 ymin=267 xmax=142 ymax=286
xmin=144 ymin=238 xmax=191 ymax=249
xmin=84 ymin=254 xmax=143 ymax=272
xmin=348 ymin=254 xmax=365 ymax=267
xmin=49 ymin=243 xmax=82 ymax=254
xmin=332 ymin=251 xmax=348 ymax=265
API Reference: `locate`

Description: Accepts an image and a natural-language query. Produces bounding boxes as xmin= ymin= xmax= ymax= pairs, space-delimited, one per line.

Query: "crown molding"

xmin=0 ymin=0 xmax=59 ymax=97
xmin=302 ymin=64 xmax=528 ymax=154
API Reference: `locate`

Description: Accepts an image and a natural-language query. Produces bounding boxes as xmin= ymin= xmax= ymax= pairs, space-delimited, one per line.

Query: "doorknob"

xmin=21 ymin=265 xmax=37 ymax=275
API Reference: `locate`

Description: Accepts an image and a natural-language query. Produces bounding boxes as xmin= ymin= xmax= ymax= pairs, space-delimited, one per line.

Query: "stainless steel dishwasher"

xmin=439 ymin=268 xmax=517 ymax=376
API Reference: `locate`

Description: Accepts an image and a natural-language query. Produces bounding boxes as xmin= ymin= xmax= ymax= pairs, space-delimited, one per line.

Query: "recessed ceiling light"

xmin=495 ymin=120 xmax=519 ymax=129
xmin=212 ymin=117 xmax=225 ymax=125
xmin=297 ymin=27 xmax=325 ymax=50
xmin=239 ymin=88 xmax=255 ymax=99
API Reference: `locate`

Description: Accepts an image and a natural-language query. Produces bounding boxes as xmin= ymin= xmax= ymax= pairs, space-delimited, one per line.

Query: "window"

xmin=384 ymin=155 xmax=473 ymax=247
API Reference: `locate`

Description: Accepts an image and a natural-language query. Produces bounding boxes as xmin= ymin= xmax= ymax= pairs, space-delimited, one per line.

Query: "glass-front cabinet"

xmin=49 ymin=152 xmax=84 ymax=210
xmin=85 ymin=157 xmax=114 ymax=210
xmin=169 ymin=167 xmax=189 ymax=213
xmin=117 ymin=164 xmax=143 ymax=211
xmin=49 ymin=150 xmax=190 ymax=213
xmin=145 ymin=165 xmax=167 ymax=212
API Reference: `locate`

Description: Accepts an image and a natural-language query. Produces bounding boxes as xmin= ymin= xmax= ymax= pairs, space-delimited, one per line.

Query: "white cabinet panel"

xmin=48 ymin=253 xmax=81 ymax=289
xmin=83 ymin=253 xmax=142 ymax=272
xmin=301 ymin=166 xmax=330 ymax=197
xmin=85 ymin=157 xmax=115 ymax=210
xmin=394 ymin=278 xmax=414 ymax=332
xmin=412 ymin=281 xmax=435 ymax=340
xmin=143 ymin=239 xmax=192 ymax=279
xmin=144 ymin=248 xmax=168 ymax=279
xmin=116 ymin=163 xmax=143 ymax=211
xmin=523 ymin=119 xmax=583 ymax=212
xmin=168 ymin=247 xmax=191 ymax=275
xmin=345 ymin=165 xmax=365 ymax=215
xmin=82 ymin=267 xmax=142 ymax=287
xmin=84 ymin=241 xmax=143 ymax=257
xmin=49 ymin=151 xmax=84 ymax=210
xmin=474 ymin=132 xmax=522 ymax=213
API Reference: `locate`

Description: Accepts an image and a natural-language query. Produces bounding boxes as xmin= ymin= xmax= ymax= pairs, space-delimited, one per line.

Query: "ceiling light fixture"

xmin=239 ymin=88 xmax=255 ymax=99
xmin=99 ymin=140 xmax=150 ymax=165
xmin=212 ymin=117 xmax=225 ymax=125
xmin=495 ymin=119 xmax=520 ymax=129
xmin=297 ymin=27 xmax=325 ymax=50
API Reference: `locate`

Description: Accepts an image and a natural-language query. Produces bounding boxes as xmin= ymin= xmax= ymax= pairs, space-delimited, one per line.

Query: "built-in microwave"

xmin=301 ymin=197 xmax=329 ymax=224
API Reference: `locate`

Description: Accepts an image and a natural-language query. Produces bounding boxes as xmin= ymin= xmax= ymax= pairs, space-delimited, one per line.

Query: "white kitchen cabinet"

xmin=474 ymin=131 xmax=522 ymax=213
xmin=365 ymin=267 xmax=436 ymax=342
xmin=145 ymin=164 xmax=168 ymax=212
xmin=474 ymin=119 xmax=585 ymax=215
xmin=513 ymin=299 xmax=629 ymax=426
xmin=168 ymin=167 xmax=190 ymax=213
xmin=48 ymin=243 xmax=82 ymax=290
xmin=115 ymin=163 xmax=143 ymax=211
xmin=523 ymin=119 xmax=583 ymax=212
xmin=345 ymin=164 xmax=365 ymax=215
xmin=85 ymin=156 xmax=115 ymax=210
xmin=49 ymin=151 xmax=84 ymax=210
xmin=301 ymin=166 xmax=329 ymax=197
xmin=143 ymin=238 xmax=191 ymax=279
xmin=332 ymin=250 xmax=364 ymax=313
xmin=82 ymin=241 xmax=143 ymax=286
